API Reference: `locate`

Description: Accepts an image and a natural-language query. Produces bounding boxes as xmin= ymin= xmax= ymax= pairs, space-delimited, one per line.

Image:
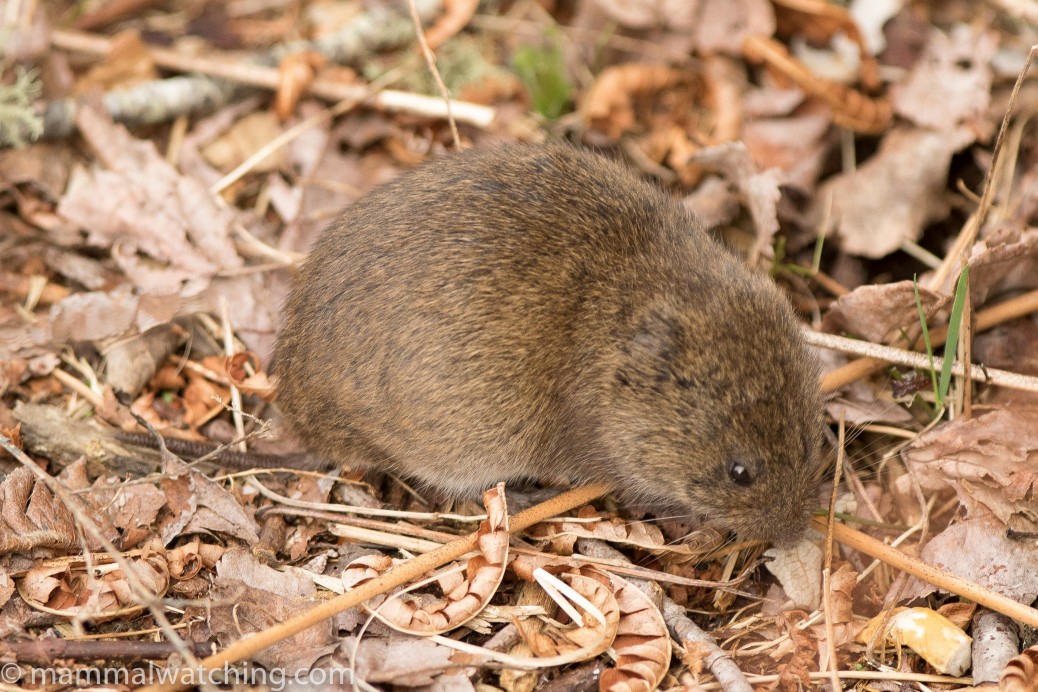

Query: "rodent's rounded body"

xmin=275 ymin=144 xmax=822 ymax=544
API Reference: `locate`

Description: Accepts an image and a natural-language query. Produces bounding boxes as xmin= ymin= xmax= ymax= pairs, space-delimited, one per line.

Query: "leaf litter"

xmin=3 ymin=0 xmax=1038 ymax=690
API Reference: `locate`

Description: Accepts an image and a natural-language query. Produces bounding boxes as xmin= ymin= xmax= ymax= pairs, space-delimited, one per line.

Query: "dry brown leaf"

xmin=180 ymin=374 xmax=230 ymax=427
xmin=203 ymin=111 xmax=289 ymax=173
xmin=0 ymin=467 xmax=79 ymax=554
xmin=821 ymin=280 xmax=947 ymax=343
xmin=0 ymin=143 xmax=75 ymax=199
xmin=275 ymin=51 xmax=326 ymax=120
xmin=345 ymin=635 xmax=463 ymax=686
xmin=599 ymin=572 xmax=671 ymax=692
xmin=774 ymin=0 xmax=881 ymax=88
xmin=892 ymin=26 xmax=997 ymax=131
xmin=74 ymin=30 xmax=157 ymax=95
xmin=765 ymin=538 xmax=822 ymax=610
xmin=167 ymin=538 xmax=223 ymax=580
xmin=937 ymin=601 xmax=976 ymax=630
xmin=18 ymin=550 xmax=169 ymax=622
xmin=681 ymin=177 xmax=740 ymax=231
xmin=812 ymin=126 xmax=974 ymax=258
xmin=57 ymin=104 xmax=243 ymax=294
xmin=968 ymin=229 xmax=1038 ymax=306
xmin=903 ymin=405 xmax=1038 ymax=533
xmin=0 ymin=568 xmax=14 ymax=612
xmin=588 ymin=0 xmax=697 ymax=30
xmin=582 ymin=64 xmax=686 ymax=139
xmin=423 ymin=0 xmax=479 ymax=50
xmin=773 ymin=610 xmax=819 ymax=688
xmin=342 ymin=484 xmax=509 ymax=635
xmin=206 ymin=549 xmax=337 ymax=672
xmin=48 ymin=286 xmax=141 ymax=343
xmin=585 ymin=0 xmax=772 ymax=56
xmin=899 ymin=514 xmax=1038 ymax=606
xmin=695 ymin=0 xmax=776 ymax=55
xmin=741 ymin=34 xmax=891 ymax=133
xmin=89 ymin=478 xmax=166 ymax=550
xmin=742 ymin=112 xmax=831 ymax=191
xmin=1001 ymin=645 xmax=1038 ymax=692
xmin=526 ymin=507 xmax=691 ymax=558
xmin=688 ymin=141 xmax=782 ymax=258
xmin=159 ymin=457 xmax=260 ymax=545
xmin=827 ymin=563 xmax=858 ymax=624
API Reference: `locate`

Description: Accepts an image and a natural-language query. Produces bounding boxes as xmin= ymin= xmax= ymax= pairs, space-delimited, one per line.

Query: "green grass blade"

xmin=913 ymin=275 xmax=940 ymax=405
xmin=938 ymin=265 xmax=970 ymax=404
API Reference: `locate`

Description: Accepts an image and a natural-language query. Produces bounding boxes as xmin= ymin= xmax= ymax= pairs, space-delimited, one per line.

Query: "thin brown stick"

xmin=813 ymin=518 xmax=1038 ymax=628
xmin=821 ymin=416 xmax=845 ymax=690
xmin=820 ymin=287 xmax=1038 ymax=392
xmin=48 ymin=29 xmax=494 ymax=128
xmin=139 ymin=483 xmax=612 ymax=692
xmin=929 ymin=44 xmax=1038 ymax=292
xmin=6 ymin=638 xmax=214 ymax=664
xmin=809 ymin=330 xmax=1038 ymax=392
xmin=407 ymin=0 xmax=461 ymax=149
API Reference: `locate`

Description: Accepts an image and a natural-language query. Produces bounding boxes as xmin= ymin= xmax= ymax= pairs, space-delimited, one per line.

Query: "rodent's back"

xmin=275 ymin=144 xmax=822 ymax=544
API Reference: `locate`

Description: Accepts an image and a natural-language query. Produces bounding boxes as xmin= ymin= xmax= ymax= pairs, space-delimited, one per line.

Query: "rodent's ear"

xmin=628 ymin=305 xmax=679 ymax=362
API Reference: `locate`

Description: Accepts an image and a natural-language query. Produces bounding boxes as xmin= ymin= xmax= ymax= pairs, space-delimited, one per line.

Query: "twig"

xmin=817 ymin=287 xmax=1038 ymax=392
xmin=138 ymin=483 xmax=612 ymax=692
xmin=407 ymin=0 xmax=461 ymax=149
xmin=39 ymin=2 xmax=495 ymax=139
xmin=247 ymin=476 xmax=487 ymax=522
xmin=814 ymin=518 xmax=1038 ymax=628
xmin=929 ymin=43 xmax=1038 ymax=292
xmin=821 ymin=415 xmax=845 ymax=691
xmin=217 ymin=298 xmax=246 ymax=453
xmin=695 ymin=669 xmax=971 ymax=688
xmin=5 ymin=638 xmax=214 ymax=664
xmin=807 ymin=329 xmax=1038 ymax=393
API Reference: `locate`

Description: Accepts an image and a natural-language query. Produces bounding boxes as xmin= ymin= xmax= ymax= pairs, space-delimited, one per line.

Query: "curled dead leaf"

xmin=18 ymin=551 xmax=169 ymax=623
xmin=764 ymin=538 xmax=822 ymax=610
xmin=582 ymin=64 xmax=686 ymax=140
xmin=275 ymin=51 xmax=326 ymax=120
xmin=527 ymin=507 xmax=695 ymax=558
xmin=1001 ymin=645 xmax=1038 ymax=692
xmin=742 ymin=34 xmax=891 ymax=134
xmin=598 ymin=572 xmax=671 ymax=692
xmin=167 ymin=539 xmax=224 ymax=580
xmin=342 ymin=484 xmax=509 ymax=635
xmin=0 ymin=467 xmax=79 ymax=555
xmin=423 ymin=0 xmax=478 ymax=50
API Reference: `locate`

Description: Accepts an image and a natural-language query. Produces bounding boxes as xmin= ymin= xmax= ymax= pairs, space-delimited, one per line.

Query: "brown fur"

xmin=275 ymin=144 xmax=823 ymax=545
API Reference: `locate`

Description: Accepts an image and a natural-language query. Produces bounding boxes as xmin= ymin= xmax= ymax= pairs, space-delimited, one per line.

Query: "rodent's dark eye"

xmin=728 ymin=460 xmax=753 ymax=486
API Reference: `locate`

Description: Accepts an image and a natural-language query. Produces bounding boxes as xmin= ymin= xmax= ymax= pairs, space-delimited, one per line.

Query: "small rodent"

xmin=275 ymin=144 xmax=823 ymax=545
